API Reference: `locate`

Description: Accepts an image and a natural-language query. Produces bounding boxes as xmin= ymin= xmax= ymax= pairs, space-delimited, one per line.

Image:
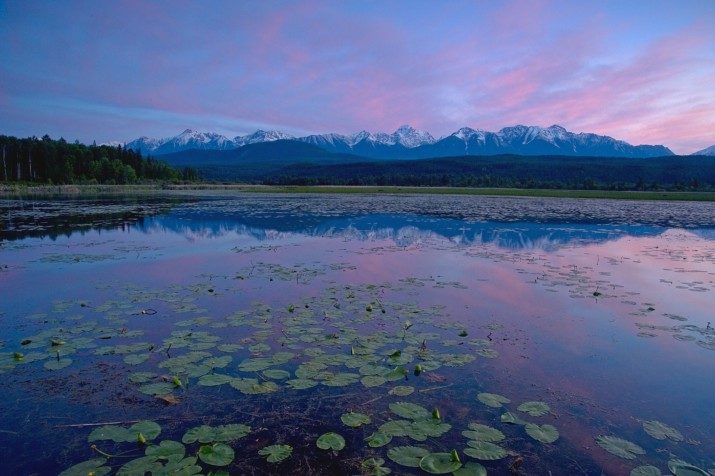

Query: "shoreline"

xmin=1 ymin=183 xmax=714 ymax=201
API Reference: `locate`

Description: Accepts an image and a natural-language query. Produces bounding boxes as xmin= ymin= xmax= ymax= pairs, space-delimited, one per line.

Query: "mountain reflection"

xmin=135 ymin=213 xmax=675 ymax=251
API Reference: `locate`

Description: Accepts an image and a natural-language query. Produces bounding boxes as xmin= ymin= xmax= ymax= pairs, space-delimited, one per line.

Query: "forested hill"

xmin=0 ymin=135 xmax=196 ymax=184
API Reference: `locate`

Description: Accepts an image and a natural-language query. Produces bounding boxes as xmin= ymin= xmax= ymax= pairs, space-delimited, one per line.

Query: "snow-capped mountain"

xmin=124 ymin=124 xmax=672 ymax=158
xmin=234 ymin=130 xmax=294 ymax=147
xmin=692 ymin=145 xmax=715 ymax=156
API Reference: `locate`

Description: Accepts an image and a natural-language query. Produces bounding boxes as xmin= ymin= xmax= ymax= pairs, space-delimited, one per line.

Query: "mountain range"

xmin=125 ymin=124 xmax=677 ymax=159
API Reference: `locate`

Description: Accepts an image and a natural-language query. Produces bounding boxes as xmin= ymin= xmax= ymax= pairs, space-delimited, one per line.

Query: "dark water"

xmin=0 ymin=194 xmax=713 ymax=476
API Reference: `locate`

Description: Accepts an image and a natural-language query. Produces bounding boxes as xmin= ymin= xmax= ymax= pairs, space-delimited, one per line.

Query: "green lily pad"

xmin=361 ymin=375 xmax=387 ymax=387
xmin=365 ymin=431 xmax=392 ymax=447
xmin=500 ymin=412 xmax=527 ymax=425
xmin=198 ymin=373 xmax=234 ymax=386
xmin=630 ymin=466 xmax=662 ymax=476
xmin=463 ymin=441 xmax=508 ymax=460
xmin=412 ymin=420 xmax=452 ymax=438
xmin=595 ymin=435 xmax=646 ymax=460
xmin=286 ymin=378 xmax=318 ymax=389
xmin=124 ymin=353 xmax=150 ymax=365
xmin=116 ymin=455 xmax=163 ymax=475
xmin=139 ymin=382 xmax=176 ymax=395
xmin=341 ymin=412 xmax=371 ymax=427
xmin=361 ymin=457 xmax=392 ymax=476
xmin=419 ymin=452 xmax=462 ymax=474
xmin=524 ymin=423 xmax=559 ymax=444
xmin=379 ymin=419 xmax=413 ymax=437
xmin=389 ymin=401 xmax=430 ymax=420
xmin=476 ymin=392 xmax=510 ymax=408
xmin=389 ymin=385 xmax=414 ymax=396
xmin=88 ymin=421 xmax=161 ymax=443
xmin=463 ymin=423 xmax=505 ymax=442
xmin=145 ymin=440 xmax=185 ymax=459
xmin=59 ymin=458 xmax=111 ymax=476
xmin=258 ymin=444 xmax=293 ymax=463
xmin=263 ymin=369 xmax=291 ymax=380
xmin=667 ymin=459 xmax=710 ymax=476
xmin=316 ymin=432 xmax=345 ymax=451
xmin=517 ymin=401 xmax=550 ymax=417
xmin=387 ymin=446 xmax=429 ymax=467
xmin=182 ymin=424 xmax=250 ymax=444
xmin=198 ymin=443 xmax=234 ymax=466
xmin=643 ymin=420 xmax=683 ymax=442
xmin=452 ymin=462 xmax=488 ymax=476
xmin=44 ymin=358 xmax=72 ymax=370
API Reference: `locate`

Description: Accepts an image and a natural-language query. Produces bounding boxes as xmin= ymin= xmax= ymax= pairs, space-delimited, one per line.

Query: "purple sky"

xmin=1 ymin=0 xmax=714 ymax=153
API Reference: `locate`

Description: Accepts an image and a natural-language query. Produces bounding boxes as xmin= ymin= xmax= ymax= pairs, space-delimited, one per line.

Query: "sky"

xmin=1 ymin=0 xmax=714 ymax=154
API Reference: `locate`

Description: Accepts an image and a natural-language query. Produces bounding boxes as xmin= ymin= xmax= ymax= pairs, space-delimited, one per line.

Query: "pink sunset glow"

xmin=1 ymin=0 xmax=713 ymax=153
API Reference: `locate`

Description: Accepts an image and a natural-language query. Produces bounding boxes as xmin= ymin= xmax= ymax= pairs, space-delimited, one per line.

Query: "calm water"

xmin=1 ymin=193 xmax=713 ymax=476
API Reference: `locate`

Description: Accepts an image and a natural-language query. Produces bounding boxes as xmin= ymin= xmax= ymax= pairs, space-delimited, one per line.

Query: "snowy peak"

xmin=393 ymin=125 xmax=435 ymax=148
xmin=124 ymin=124 xmax=674 ymax=158
xmin=234 ymin=130 xmax=294 ymax=147
xmin=692 ymin=145 xmax=715 ymax=156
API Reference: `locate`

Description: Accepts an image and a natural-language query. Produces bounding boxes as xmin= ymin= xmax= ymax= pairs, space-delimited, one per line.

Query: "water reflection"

xmin=137 ymin=213 xmax=675 ymax=250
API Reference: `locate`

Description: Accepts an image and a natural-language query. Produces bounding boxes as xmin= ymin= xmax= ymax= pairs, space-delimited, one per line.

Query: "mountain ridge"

xmin=125 ymin=124 xmax=674 ymax=158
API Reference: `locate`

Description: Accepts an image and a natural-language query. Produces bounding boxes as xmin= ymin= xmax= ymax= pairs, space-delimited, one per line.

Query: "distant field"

xmin=2 ymin=183 xmax=715 ymax=201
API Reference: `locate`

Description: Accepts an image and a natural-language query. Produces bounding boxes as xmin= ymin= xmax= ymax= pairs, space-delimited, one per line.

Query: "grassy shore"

xmin=1 ymin=183 xmax=714 ymax=201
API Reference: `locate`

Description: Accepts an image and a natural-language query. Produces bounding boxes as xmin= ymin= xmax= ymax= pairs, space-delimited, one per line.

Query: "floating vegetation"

xmin=387 ymin=446 xmax=429 ymax=467
xmin=88 ymin=421 xmax=161 ymax=443
xmin=462 ymin=423 xmax=505 ymax=443
xmin=58 ymin=458 xmax=111 ymax=476
xmin=389 ymin=385 xmax=414 ymax=396
xmin=316 ymin=432 xmax=345 ymax=451
xmin=341 ymin=412 xmax=371 ymax=428
xmin=197 ymin=443 xmax=234 ymax=466
xmin=667 ymin=459 xmax=710 ymax=476
xmin=419 ymin=451 xmax=463 ymax=474
xmin=517 ymin=401 xmax=550 ymax=417
xmin=643 ymin=420 xmax=684 ymax=442
xmin=361 ymin=457 xmax=392 ymax=476
xmin=595 ymin=435 xmax=646 ymax=460
xmin=182 ymin=424 xmax=251 ymax=444
xmin=477 ymin=392 xmax=510 ymax=408
xmin=524 ymin=423 xmax=559 ymax=444
xmin=258 ymin=444 xmax=293 ymax=463
xmin=452 ymin=462 xmax=488 ymax=476
xmin=463 ymin=441 xmax=508 ymax=460
xmin=630 ymin=466 xmax=663 ymax=476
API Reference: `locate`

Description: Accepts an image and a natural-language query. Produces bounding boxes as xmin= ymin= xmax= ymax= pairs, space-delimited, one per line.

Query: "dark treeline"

xmin=0 ymin=135 xmax=198 ymax=184
xmin=257 ymin=155 xmax=715 ymax=191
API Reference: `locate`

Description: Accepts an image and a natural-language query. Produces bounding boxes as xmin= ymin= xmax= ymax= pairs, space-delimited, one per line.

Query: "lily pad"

xmin=524 ymin=423 xmax=559 ymax=444
xmin=263 ymin=369 xmax=291 ymax=380
xmin=517 ymin=401 xmax=550 ymax=417
xmin=387 ymin=446 xmax=429 ymax=467
xmin=365 ymin=431 xmax=392 ymax=448
xmin=595 ymin=435 xmax=646 ymax=460
xmin=44 ymin=358 xmax=72 ymax=370
xmin=463 ymin=441 xmax=508 ymax=460
xmin=361 ymin=457 xmax=392 ymax=476
xmin=341 ymin=412 xmax=372 ymax=427
xmin=463 ymin=424 xmax=505 ymax=443
xmin=59 ymin=458 xmax=111 ymax=476
xmin=145 ymin=440 xmax=185 ymax=460
xmin=198 ymin=373 xmax=234 ymax=386
xmin=389 ymin=401 xmax=430 ymax=420
xmin=389 ymin=385 xmax=414 ymax=396
xmin=258 ymin=444 xmax=293 ymax=463
xmin=476 ymin=392 xmax=510 ymax=408
xmin=419 ymin=451 xmax=462 ymax=474
xmin=500 ymin=412 xmax=527 ymax=425
xmin=198 ymin=443 xmax=234 ymax=466
xmin=316 ymin=432 xmax=345 ymax=451
xmin=667 ymin=459 xmax=710 ymax=476
xmin=453 ymin=462 xmax=488 ymax=476
xmin=631 ymin=466 xmax=662 ymax=476
xmin=88 ymin=421 xmax=161 ymax=443
xmin=643 ymin=420 xmax=683 ymax=442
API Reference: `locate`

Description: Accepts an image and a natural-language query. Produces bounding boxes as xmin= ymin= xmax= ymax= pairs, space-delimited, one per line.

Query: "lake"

xmin=1 ymin=193 xmax=713 ymax=476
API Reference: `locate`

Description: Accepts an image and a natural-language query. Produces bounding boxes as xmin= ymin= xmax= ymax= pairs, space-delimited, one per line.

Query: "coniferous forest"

xmin=0 ymin=135 xmax=198 ymax=184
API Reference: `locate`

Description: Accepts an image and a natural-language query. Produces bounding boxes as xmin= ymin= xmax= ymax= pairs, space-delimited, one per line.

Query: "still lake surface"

xmin=1 ymin=193 xmax=713 ymax=476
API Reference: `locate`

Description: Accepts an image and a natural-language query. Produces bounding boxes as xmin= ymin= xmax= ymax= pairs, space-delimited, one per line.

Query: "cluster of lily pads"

xmin=6 ymin=264 xmax=712 ymax=475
